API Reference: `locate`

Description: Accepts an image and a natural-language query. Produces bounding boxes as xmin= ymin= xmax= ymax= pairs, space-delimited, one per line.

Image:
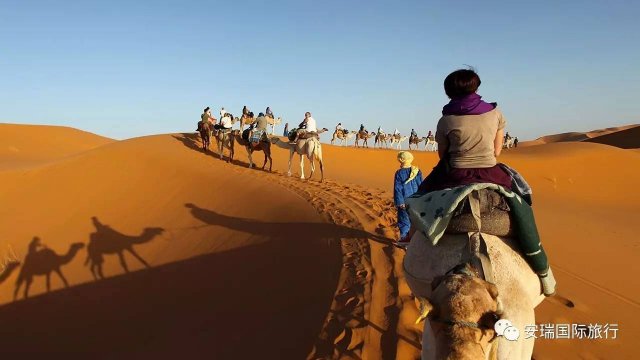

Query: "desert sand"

xmin=0 ymin=122 xmax=638 ymax=359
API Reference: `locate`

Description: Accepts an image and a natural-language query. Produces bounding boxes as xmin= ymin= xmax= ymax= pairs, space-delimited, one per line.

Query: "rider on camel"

xmin=291 ymin=112 xmax=318 ymax=143
xmin=410 ymin=68 xmax=556 ymax=295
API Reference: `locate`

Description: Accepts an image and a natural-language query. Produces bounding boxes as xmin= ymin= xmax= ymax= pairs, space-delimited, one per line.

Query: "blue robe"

xmin=394 ymin=167 xmax=423 ymax=238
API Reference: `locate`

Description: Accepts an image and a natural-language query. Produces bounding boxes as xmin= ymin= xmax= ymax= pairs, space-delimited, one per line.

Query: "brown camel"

xmin=354 ymin=130 xmax=375 ymax=148
xmin=14 ymin=237 xmax=85 ymax=299
xmin=197 ymin=120 xmax=212 ymax=152
xmin=374 ymin=132 xmax=389 ymax=148
xmin=233 ymin=130 xmax=273 ymax=171
xmin=239 ymin=114 xmax=255 ymax=132
xmin=330 ymin=129 xmax=356 ymax=146
xmin=408 ymin=134 xmax=427 ymax=150
xmin=85 ymin=217 xmax=164 ymax=280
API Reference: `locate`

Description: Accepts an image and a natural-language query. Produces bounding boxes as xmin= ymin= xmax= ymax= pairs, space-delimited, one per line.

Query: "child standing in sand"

xmin=394 ymin=151 xmax=422 ymax=246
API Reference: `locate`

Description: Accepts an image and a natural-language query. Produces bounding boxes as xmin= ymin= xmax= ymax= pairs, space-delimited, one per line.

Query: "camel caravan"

xmin=331 ymin=124 xmax=438 ymax=151
xmin=196 ymin=107 xmax=325 ymax=181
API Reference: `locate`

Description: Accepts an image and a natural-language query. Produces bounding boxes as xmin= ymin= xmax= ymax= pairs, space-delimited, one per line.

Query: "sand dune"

xmin=519 ymin=124 xmax=638 ymax=148
xmin=584 ymin=124 xmax=640 ymax=148
xmin=0 ymin=123 xmax=113 ymax=169
xmin=0 ymin=124 xmax=638 ymax=359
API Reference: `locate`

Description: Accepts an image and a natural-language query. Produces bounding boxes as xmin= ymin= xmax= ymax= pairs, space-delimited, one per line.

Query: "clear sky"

xmin=1 ymin=0 xmax=638 ymax=140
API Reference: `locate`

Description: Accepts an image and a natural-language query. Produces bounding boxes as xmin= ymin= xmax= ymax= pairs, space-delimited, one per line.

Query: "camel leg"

xmin=24 ymin=276 xmax=32 ymax=299
xmin=127 ymin=247 xmax=150 ymax=268
xmin=247 ymin=148 xmax=254 ymax=168
xmin=299 ymin=154 xmax=305 ymax=179
xmin=118 ymin=251 xmax=129 ymax=273
xmin=308 ymin=155 xmax=315 ymax=180
xmin=287 ymin=148 xmax=294 ymax=176
xmin=97 ymin=264 xmax=105 ymax=279
xmin=46 ymin=273 xmax=51 ymax=292
xmin=262 ymin=151 xmax=267 ymax=170
xmin=268 ymin=152 xmax=273 ymax=172
xmin=89 ymin=263 xmax=98 ymax=281
xmin=14 ymin=278 xmax=23 ymax=300
xmin=55 ymin=268 xmax=69 ymax=287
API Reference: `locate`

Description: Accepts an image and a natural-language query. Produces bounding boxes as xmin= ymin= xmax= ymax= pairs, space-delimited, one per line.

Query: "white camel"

xmin=403 ymin=190 xmax=545 ymax=360
xmin=503 ymin=136 xmax=515 ymax=149
xmin=425 ymin=135 xmax=438 ymax=152
xmin=331 ymin=130 xmax=357 ymax=146
xmin=280 ymin=137 xmax=324 ymax=182
xmin=390 ymin=135 xmax=407 ymax=149
xmin=268 ymin=117 xmax=282 ymax=135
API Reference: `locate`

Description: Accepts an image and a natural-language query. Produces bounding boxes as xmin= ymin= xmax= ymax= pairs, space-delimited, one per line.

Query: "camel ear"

xmin=484 ymin=282 xmax=499 ymax=300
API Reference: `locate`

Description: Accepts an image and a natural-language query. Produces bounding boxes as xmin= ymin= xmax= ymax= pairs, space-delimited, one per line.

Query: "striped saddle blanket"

xmin=250 ymin=129 xmax=265 ymax=143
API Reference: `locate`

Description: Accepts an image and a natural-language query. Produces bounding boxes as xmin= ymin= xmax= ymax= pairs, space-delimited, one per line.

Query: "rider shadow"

xmin=85 ymin=217 xmax=165 ymax=280
xmin=13 ymin=236 xmax=85 ymax=300
xmin=184 ymin=203 xmax=394 ymax=244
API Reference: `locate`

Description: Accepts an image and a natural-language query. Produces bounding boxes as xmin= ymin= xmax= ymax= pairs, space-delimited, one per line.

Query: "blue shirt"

xmin=394 ymin=167 xmax=423 ymax=206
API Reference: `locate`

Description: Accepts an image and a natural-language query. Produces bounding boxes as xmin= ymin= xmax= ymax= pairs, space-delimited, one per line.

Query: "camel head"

xmin=70 ymin=242 xmax=85 ymax=252
xmin=421 ymin=263 xmax=501 ymax=359
xmin=143 ymin=227 xmax=165 ymax=237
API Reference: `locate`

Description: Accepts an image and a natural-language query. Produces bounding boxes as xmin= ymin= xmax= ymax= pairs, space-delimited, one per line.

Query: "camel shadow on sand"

xmin=13 ymin=236 xmax=84 ymax=300
xmin=172 ymin=133 xmax=251 ymax=168
xmin=0 ymin=209 xmax=344 ymax=358
xmin=86 ymin=217 xmax=164 ymax=280
xmin=184 ymin=203 xmax=394 ymax=245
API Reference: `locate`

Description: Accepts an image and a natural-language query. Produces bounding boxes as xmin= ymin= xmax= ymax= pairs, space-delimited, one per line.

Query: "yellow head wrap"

xmin=398 ymin=151 xmax=420 ymax=184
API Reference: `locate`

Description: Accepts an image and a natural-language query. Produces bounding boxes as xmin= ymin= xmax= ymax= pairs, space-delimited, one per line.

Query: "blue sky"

xmin=1 ymin=0 xmax=638 ymax=140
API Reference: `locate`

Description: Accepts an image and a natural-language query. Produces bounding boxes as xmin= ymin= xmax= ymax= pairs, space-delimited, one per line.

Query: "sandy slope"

xmin=0 ymin=124 xmax=638 ymax=359
xmin=584 ymin=124 xmax=640 ymax=148
xmin=0 ymin=123 xmax=113 ymax=169
xmin=519 ymin=124 xmax=638 ymax=148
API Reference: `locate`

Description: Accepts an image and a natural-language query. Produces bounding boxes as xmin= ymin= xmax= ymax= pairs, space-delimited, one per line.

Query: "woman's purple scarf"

xmin=442 ymin=93 xmax=496 ymax=116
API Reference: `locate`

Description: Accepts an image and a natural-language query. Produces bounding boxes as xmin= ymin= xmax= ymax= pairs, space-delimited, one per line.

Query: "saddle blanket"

xmin=405 ymin=183 xmax=548 ymax=274
xmin=249 ymin=129 xmax=265 ymax=143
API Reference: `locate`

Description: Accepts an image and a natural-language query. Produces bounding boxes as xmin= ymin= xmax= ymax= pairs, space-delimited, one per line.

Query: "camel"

xmin=285 ymin=136 xmax=324 ymax=181
xmin=408 ymin=135 xmax=427 ymax=150
xmin=197 ymin=121 xmax=212 ymax=152
xmin=355 ymin=130 xmax=375 ymax=148
xmin=425 ymin=135 xmax=438 ymax=152
xmin=403 ymin=190 xmax=544 ymax=359
xmin=503 ymin=135 xmax=515 ymax=149
xmin=85 ymin=217 xmax=164 ymax=280
xmin=14 ymin=237 xmax=85 ymax=299
xmin=214 ymin=117 xmax=238 ymax=162
xmin=233 ymin=130 xmax=273 ymax=171
xmin=330 ymin=129 xmax=356 ymax=146
xmin=374 ymin=132 xmax=388 ymax=148
xmin=239 ymin=114 xmax=256 ymax=132
xmin=268 ymin=116 xmax=282 ymax=135
xmin=389 ymin=134 xmax=407 ymax=149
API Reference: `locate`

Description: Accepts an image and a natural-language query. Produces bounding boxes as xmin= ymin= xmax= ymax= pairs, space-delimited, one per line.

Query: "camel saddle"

xmin=298 ymin=131 xmax=319 ymax=140
xmin=445 ymin=189 xmax=513 ymax=237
